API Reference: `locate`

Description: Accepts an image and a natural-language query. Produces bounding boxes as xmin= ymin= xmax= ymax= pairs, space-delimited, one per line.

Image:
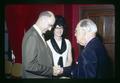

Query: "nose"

xmin=74 ymin=33 xmax=76 ymax=37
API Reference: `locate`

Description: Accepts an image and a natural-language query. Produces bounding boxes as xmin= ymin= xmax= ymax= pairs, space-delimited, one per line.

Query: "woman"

xmin=47 ymin=16 xmax=72 ymax=74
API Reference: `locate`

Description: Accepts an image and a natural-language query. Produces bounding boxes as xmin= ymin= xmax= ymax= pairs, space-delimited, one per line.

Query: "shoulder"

xmin=65 ymin=39 xmax=71 ymax=44
xmin=25 ymin=27 xmax=37 ymax=36
xmin=23 ymin=28 xmax=38 ymax=42
xmin=65 ymin=39 xmax=72 ymax=48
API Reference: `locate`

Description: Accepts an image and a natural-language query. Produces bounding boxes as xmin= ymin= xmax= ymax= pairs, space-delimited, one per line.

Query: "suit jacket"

xmin=63 ymin=37 xmax=113 ymax=79
xmin=22 ymin=27 xmax=53 ymax=78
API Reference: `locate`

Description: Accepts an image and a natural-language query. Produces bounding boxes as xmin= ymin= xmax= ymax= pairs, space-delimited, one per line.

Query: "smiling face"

xmin=54 ymin=25 xmax=64 ymax=37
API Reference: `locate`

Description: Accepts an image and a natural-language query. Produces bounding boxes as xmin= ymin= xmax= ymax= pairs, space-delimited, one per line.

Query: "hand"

xmin=53 ymin=65 xmax=60 ymax=76
xmin=53 ymin=65 xmax=63 ymax=76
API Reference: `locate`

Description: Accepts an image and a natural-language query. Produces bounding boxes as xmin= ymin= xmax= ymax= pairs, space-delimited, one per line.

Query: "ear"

xmin=41 ymin=16 xmax=47 ymax=23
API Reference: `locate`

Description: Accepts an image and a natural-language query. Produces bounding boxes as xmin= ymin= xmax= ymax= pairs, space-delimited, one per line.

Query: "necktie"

xmin=58 ymin=56 xmax=63 ymax=67
xmin=42 ymin=34 xmax=47 ymax=46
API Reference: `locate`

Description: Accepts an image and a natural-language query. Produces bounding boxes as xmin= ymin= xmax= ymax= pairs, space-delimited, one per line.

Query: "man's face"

xmin=75 ymin=25 xmax=86 ymax=46
xmin=43 ymin=16 xmax=55 ymax=33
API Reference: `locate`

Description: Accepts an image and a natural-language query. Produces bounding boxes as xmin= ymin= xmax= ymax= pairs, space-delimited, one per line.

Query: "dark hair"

xmin=51 ymin=15 xmax=67 ymax=38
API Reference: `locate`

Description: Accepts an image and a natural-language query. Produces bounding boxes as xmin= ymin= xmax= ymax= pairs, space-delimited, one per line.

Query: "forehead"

xmin=75 ymin=24 xmax=80 ymax=31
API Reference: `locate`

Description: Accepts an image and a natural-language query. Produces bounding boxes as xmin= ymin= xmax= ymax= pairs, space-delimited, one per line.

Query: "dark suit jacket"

xmin=22 ymin=27 xmax=53 ymax=78
xmin=63 ymin=37 xmax=113 ymax=79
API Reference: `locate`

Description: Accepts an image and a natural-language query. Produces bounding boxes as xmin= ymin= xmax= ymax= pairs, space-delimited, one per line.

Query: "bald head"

xmin=35 ymin=11 xmax=55 ymax=33
xmin=39 ymin=11 xmax=54 ymax=18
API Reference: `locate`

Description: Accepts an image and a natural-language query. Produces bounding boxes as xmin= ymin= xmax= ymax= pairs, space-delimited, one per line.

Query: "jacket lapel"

xmin=32 ymin=27 xmax=54 ymax=65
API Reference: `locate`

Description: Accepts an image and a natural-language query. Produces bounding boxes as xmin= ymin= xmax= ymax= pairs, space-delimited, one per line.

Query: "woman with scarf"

xmin=47 ymin=16 xmax=73 ymax=78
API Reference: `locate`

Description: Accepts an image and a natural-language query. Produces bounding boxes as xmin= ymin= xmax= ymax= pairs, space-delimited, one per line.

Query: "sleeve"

xmin=80 ymin=49 xmax=97 ymax=78
xmin=24 ymin=35 xmax=52 ymax=76
xmin=63 ymin=63 xmax=79 ymax=78
xmin=63 ymin=49 xmax=97 ymax=78
xmin=63 ymin=66 xmax=72 ymax=77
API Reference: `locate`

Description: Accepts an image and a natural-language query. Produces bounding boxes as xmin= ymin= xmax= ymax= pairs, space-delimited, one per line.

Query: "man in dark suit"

xmin=53 ymin=19 xmax=113 ymax=78
xmin=22 ymin=11 xmax=56 ymax=78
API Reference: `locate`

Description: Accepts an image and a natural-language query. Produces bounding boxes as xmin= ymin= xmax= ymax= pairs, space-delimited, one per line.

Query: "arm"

xmin=65 ymin=40 xmax=73 ymax=67
xmin=77 ymin=49 xmax=97 ymax=78
xmin=57 ymin=63 xmax=79 ymax=78
xmin=24 ymin=35 xmax=52 ymax=76
xmin=63 ymin=49 xmax=97 ymax=78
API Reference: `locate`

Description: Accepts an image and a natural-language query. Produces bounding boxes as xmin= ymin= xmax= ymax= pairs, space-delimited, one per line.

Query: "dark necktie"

xmin=42 ymin=34 xmax=47 ymax=46
xmin=58 ymin=56 xmax=63 ymax=67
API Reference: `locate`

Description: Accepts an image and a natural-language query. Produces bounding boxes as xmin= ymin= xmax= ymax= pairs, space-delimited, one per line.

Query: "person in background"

xmin=22 ymin=11 xmax=56 ymax=78
xmin=47 ymin=16 xmax=73 ymax=78
xmin=54 ymin=18 xmax=113 ymax=79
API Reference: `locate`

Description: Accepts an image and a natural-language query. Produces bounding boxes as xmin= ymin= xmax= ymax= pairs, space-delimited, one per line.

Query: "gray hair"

xmin=79 ymin=19 xmax=97 ymax=33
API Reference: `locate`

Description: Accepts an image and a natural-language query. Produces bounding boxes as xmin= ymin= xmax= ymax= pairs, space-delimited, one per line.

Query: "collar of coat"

xmin=50 ymin=37 xmax=66 ymax=54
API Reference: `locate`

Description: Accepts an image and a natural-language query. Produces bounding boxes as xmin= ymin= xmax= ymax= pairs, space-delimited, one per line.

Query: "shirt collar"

xmin=33 ymin=24 xmax=46 ymax=43
xmin=33 ymin=24 xmax=42 ymax=37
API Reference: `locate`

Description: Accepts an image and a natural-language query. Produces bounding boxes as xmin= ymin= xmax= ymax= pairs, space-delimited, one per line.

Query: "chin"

xmin=81 ymin=44 xmax=84 ymax=46
xmin=79 ymin=42 xmax=84 ymax=46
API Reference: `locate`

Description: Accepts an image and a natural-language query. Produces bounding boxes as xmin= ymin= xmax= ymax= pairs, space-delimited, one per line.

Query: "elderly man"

xmin=22 ymin=11 xmax=55 ymax=78
xmin=54 ymin=19 xmax=113 ymax=78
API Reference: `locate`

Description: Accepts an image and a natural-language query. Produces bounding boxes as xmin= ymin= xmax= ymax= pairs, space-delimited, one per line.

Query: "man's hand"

xmin=53 ymin=65 xmax=63 ymax=76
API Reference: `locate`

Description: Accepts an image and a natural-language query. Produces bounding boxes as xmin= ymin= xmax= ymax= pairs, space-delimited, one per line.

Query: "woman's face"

xmin=54 ymin=25 xmax=64 ymax=37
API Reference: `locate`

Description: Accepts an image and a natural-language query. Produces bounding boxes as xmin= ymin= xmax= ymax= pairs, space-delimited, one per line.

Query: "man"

xmin=54 ymin=19 xmax=113 ymax=78
xmin=22 ymin=11 xmax=55 ymax=78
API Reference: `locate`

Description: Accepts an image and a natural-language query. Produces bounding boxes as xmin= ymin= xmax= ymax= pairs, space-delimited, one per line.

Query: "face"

xmin=54 ymin=25 xmax=63 ymax=37
xmin=42 ymin=16 xmax=55 ymax=33
xmin=75 ymin=25 xmax=86 ymax=46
